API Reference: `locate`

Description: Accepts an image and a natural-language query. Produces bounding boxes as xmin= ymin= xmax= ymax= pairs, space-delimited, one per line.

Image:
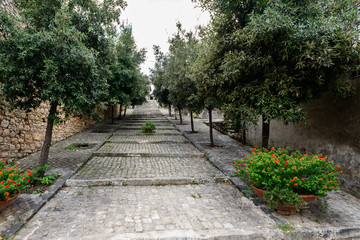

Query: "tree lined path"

xmin=0 ymin=100 xmax=358 ymax=239
xmin=12 ymin=100 xmax=277 ymax=239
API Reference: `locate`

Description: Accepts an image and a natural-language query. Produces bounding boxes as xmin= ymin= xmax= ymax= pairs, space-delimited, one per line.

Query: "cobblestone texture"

xmin=18 ymin=127 xmax=112 ymax=176
xmin=13 ymin=184 xmax=280 ymax=240
xmin=113 ymin=129 xmax=181 ymax=135
xmin=7 ymin=100 xmax=360 ymax=239
xmin=120 ymin=121 xmax=173 ymax=126
xmin=72 ymin=156 xmax=224 ymax=180
xmin=108 ymin=134 xmax=188 ymax=143
xmin=96 ymin=142 xmax=201 ymax=156
xmin=117 ymin=125 xmax=175 ymax=130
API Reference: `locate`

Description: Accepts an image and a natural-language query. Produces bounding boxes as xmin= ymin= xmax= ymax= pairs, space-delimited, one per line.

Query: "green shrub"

xmin=141 ymin=121 xmax=156 ymax=133
xmin=233 ymin=147 xmax=342 ymax=209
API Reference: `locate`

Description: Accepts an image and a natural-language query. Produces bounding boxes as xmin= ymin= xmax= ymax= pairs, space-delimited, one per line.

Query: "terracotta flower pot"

xmin=0 ymin=190 xmax=20 ymax=212
xmin=251 ymin=184 xmax=317 ymax=215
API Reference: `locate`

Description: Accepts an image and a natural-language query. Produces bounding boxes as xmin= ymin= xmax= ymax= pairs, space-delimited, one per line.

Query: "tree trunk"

xmin=38 ymin=102 xmax=58 ymax=177
xmin=123 ymin=107 xmax=127 ymax=117
xmin=242 ymin=128 xmax=246 ymax=145
xmin=168 ymin=105 xmax=172 ymax=117
xmin=209 ymin=108 xmax=214 ymax=147
xmin=190 ymin=111 xmax=195 ymax=133
xmin=119 ymin=105 xmax=122 ymax=119
xmin=262 ymin=115 xmax=270 ymax=149
xmin=174 ymin=109 xmax=177 ymax=120
xmin=179 ymin=108 xmax=183 ymax=125
xmin=111 ymin=106 xmax=114 ymax=124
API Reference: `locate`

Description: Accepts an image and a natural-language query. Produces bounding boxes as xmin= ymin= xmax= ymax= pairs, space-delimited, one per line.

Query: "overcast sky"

xmin=120 ymin=0 xmax=210 ymax=76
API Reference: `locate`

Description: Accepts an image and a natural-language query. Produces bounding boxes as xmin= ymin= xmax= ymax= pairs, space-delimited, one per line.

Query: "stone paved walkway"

xmin=3 ymin=100 xmax=360 ymax=239
xmin=11 ymin=101 xmax=283 ymax=239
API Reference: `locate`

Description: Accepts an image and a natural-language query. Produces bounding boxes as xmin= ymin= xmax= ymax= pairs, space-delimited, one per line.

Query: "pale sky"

xmin=120 ymin=0 xmax=210 ymax=76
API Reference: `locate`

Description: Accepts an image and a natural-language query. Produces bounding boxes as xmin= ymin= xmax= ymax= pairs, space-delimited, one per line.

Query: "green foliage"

xmin=0 ymin=0 xmax=126 ymax=168
xmin=65 ymin=145 xmax=78 ymax=151
xmin=32 ymin=188 xmax=44 ymax=194
xmin=151 ymin=23 xmax=205 ymax=114
xmin=233 ymin=147 xmax=342 ymax=209
xmin=0 ymin=7 xmax=106 ymax=116
xmin=151 ymin=46 xmax=172 ymax=107
xmin=108 ymin=24 xmax=149 ymax=109
xmin=40 ymin=173 xmax=59 ymax=185
xmin=141 ymin=121 xmax=156 ymax=133
xmin=193 ymin=0 xmax=360 ymax=134
xmin=275 ymin=224 xmax=295 ymax=233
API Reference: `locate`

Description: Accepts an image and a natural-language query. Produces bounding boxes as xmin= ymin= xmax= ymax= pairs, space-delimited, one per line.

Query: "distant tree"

xmin=108 ymin=24 xmax=147 ymax=122
xmin=165 ymin=22 xmax=204 ymax=126
xmin=151 ymin=46 xmax=172 ymax=116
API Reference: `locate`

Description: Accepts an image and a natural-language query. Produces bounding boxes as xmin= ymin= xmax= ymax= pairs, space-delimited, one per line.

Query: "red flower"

xmin=290 ymin=179 xmax=293 ymax=182
xmin=5 ymin=192 xmax=9 ymax=196
xmin=294 ymin=183 xmax=298 ymax=186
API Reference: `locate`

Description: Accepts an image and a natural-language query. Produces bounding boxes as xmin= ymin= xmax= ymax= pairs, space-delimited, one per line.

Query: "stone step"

xmin=96 ymin=142 xmax=202 ymax=156
xmin=66 ymin=177 xmax=228 ymax=187
xmin=72 ymin=156 xmax=223 ymax=182
xmin=108 ymin=134 xmax=188 ymax=143
xmin=116 ymin=126 xmax=175 ymax=130
xmin=113 ymin=129 xmax=181 ymax=135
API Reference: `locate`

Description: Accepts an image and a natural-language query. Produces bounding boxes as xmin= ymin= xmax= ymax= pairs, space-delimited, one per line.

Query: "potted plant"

xmin=233 ymin=147 xmax=342 ymax=215
xmin=0 ymin=158 xmax=38 ymax=211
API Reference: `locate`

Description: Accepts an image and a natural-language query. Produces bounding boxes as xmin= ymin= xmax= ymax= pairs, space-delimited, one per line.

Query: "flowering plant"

xmin=233 ymin=147 xmax=342 ymax=210
xmin=0 ymin=158 xmax=38 ymax=201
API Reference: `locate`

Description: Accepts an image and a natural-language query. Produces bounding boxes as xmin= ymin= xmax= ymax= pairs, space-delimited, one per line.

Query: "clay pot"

xmin=251 ymin=184 xmax=317 ymax=215
xmin=0 ymin=190 xmax=20 ymax=212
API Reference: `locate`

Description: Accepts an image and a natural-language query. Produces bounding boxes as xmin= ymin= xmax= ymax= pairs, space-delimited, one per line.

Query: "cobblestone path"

xmin=13 ymin=101 xmax=280 ymax=239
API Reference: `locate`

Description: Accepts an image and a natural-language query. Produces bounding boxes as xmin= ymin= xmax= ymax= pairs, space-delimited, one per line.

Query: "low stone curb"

xmin=112 ymin=132 xmax=182 ymax=136
xmin=1 ymin=125 xmax=113 ymax=238
xmin=106 ymin=140 xmax=190 ymax=144
xmin=65 ymin=176 xmax=229 ymax=187
xmin=116 ymin=126 xmax=175 ymax=130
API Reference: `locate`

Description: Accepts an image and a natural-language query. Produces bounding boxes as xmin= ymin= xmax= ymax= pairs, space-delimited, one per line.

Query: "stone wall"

xmin=246 ymin=78 xmax=360 ymax=197
xmin=0 ymin=102 xmax=94 ymax=160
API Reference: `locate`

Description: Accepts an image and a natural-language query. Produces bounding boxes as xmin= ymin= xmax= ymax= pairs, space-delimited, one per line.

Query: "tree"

xmin=108 ymin=24 xmax=147 ymax=122
xmin=190 ymin=27 xmax=223 ymax=147
xmin=194 ymin=0 xmax=360 ymax=148
xmin=0 ymin=0 xmax=125 ymax=174
xmin=165 ymin=23 xmax=199 ymax=125
xmin=151 ymin=46 xmax=172 ymax=116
